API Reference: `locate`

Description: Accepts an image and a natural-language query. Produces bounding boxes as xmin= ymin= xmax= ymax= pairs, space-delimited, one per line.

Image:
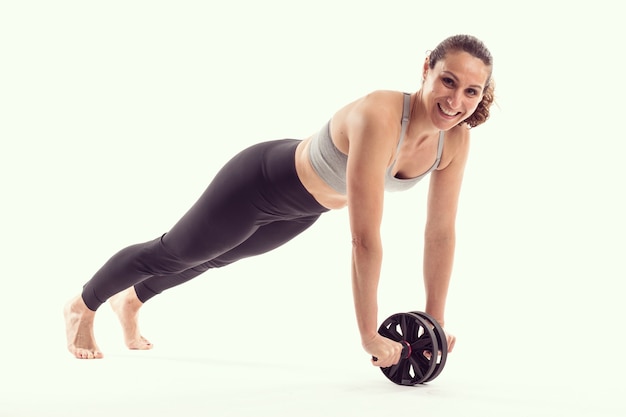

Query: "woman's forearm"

xmin=351 ymin=241 xmax=383 ymax=343
xmin=423 ymin=232 xmax=455 ymax=327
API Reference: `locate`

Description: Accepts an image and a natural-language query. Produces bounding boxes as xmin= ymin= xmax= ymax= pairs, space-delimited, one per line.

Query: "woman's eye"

xmin=442 ymin=77 xmax=454 ymax=87
xmin=466 ymin=88 xmax=477 ymax=96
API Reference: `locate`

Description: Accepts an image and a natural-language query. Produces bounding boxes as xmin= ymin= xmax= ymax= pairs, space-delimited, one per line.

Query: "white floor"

xmin=2 ymin=214 xmax=624 ymax=417
xmin=2 ymin=301 xmax=623 ymax=417
xmin=3 ymin=352 xmax=622 ymax=417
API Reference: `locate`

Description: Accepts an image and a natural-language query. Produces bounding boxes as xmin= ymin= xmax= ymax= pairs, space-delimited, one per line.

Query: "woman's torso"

xmin=295 ymin=90 xmax=459 ymax=210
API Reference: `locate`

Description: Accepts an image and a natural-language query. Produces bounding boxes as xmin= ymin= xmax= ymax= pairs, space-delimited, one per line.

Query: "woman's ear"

xmin=422 ymin=57 xmax=430 ymax=81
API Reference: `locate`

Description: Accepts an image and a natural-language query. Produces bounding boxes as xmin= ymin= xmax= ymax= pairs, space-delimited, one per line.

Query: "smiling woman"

xmin=425 ymin=34 xmax=494 ymax=129
xmin=64 ymin=34 xmax=495 ymax=371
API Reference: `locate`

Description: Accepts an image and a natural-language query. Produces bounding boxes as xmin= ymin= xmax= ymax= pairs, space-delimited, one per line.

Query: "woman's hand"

xmin=443 ymin=328 xmax=456 ymax=352
xmin=362 ymin=334 xmax=404 ymax=368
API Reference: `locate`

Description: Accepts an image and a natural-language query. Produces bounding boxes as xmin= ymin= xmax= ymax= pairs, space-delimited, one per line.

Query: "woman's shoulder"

xmin=359 ymin=90 xmax=405 ymax=109
xmin=438 ymin=124 xmax=471 ymax=170
xmin=342 ymin=90 xmax=406 ymax=128
xmin=330 ymin=90 xmax=406 ymax=151
xmin=446 ymin=123 xmax=471 ymax=142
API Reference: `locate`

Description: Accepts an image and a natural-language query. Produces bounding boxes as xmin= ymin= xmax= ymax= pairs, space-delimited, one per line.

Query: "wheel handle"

xmin=372 ymin=340 xmax=412 ymax=362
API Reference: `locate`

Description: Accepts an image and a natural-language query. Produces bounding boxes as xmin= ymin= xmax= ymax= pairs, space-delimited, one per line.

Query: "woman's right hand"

xmin=362 ymin=334 xmax=404 ymax=368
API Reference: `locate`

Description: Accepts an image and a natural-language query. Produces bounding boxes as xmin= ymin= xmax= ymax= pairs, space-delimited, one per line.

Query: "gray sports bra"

xmin=309 ymin=93 xmax=445 ymax=195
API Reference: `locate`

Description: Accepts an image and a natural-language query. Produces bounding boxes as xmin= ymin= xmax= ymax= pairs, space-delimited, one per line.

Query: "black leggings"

xmin=81 ymin=139 xmax=329 ymax=311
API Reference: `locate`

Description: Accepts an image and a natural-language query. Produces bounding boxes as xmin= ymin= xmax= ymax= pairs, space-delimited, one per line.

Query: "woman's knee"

xmin=133 ymin=234 xmax=200 ymax=276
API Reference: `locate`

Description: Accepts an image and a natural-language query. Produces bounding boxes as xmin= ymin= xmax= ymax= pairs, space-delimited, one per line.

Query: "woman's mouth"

xmin=438 ymin=103 xmax=461 ymax=118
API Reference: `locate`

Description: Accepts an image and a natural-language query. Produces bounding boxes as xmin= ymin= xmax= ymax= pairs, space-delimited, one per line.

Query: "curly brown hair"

xmin=429 ymin=34 xmax=495 ymax=128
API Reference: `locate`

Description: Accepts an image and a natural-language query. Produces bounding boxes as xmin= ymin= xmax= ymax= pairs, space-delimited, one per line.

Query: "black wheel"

xmin=411 ymin=311 xmax=448 ymax=382
xmin=377 ymin=312 xmax=438 ymax=385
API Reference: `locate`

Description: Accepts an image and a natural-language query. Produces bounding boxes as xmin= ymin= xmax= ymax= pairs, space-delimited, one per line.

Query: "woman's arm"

xmin=343 ymin=92 xmax=405 ymax=367
xmin=423 ymin=126 xmax=470 ymax=350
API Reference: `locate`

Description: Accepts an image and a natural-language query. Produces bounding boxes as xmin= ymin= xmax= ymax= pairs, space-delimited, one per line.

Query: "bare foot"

xmin=109 ymin=287 xmax=153 ymax=350
xmin=64 ymin=296 xmax=104 ymax=359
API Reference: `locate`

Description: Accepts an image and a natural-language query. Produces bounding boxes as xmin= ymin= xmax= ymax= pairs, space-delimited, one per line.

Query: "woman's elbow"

xmin=424 ymin=226 xmax=456 ymax=245
xmin=351 ymin=235 xmax=382 ymax=252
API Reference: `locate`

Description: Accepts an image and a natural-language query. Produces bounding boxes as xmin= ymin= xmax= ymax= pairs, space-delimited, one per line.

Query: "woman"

xmin=65 ymin=34 xmax=494 ymax=368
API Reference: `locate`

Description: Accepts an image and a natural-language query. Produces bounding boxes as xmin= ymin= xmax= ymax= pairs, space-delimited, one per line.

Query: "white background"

xmin=1 ymin=1 xmax=624 ymax=416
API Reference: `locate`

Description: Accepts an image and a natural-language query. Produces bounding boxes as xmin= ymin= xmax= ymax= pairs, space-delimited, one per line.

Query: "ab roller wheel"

xmin=376 ymin=311 xmax=448 ymax=386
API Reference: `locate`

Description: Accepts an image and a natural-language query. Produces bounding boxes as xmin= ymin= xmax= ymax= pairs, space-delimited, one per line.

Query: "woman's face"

xmin=422 ymin=50 xmax=491 ymax=130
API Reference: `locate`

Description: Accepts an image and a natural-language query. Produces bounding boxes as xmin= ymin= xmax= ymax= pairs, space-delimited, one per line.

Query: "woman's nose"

xmin=446 ymin=91 xmax=462 ymax=109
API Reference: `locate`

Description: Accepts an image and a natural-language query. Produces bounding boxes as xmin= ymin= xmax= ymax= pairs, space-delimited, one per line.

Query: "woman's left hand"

xmin=443 ymin=328 xmax=456 ymax=352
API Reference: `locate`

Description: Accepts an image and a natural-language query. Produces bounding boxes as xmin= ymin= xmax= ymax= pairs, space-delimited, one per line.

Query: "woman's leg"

xmin=107 ymin=214 xmax=321 ymax=351
xmin=65 ymin=139 xmax=328 ymax=358
xmin=135 ymin=214 xmax=322 ymax=301
xmin=81 ymin=143 xmax=270 ymax=312
xmin=66 ymin=143 xmax=266 ymax=358
xmin=65 ymin=192 xmax=262 ymax=357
